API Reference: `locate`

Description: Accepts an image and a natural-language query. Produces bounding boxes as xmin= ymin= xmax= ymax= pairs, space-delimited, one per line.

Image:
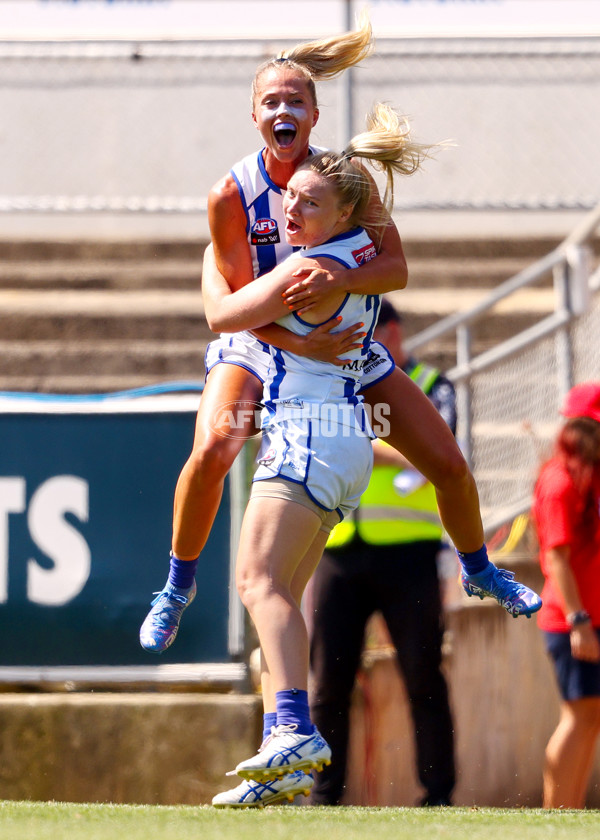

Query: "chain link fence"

xmin=461 ymin=277 xmax=600 ymax=532
xmin=0 ymin=36 xmax=598 ymax=215
xmin=470 ymin=332 xmax=563 ymax=524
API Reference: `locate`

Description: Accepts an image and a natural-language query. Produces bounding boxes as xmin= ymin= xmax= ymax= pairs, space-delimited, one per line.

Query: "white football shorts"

xmin=204 ymin=330 xmax=272 ymax=384
xmin=252 ymin=412 xmax=373 ymax=519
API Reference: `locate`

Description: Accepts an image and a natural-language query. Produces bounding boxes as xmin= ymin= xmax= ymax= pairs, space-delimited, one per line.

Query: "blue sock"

xmin=456 ymin=544 xmax=490 ymax=576
xmin=167 ymin=552 xmax=199 ymax=590
xmin=275 ymin=688 xmax=312 ymax=735
xmin=263 ymin=712 xmax=277 ymax=740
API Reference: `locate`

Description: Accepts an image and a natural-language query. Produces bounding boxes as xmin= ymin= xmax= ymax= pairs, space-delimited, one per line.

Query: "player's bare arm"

xmin=205 ymin=255 xmax=353 ymax=334
xmin=207 ymin=174 xmax=256 ymax=292
xmin=257 ymin=319 xmax=364 ymax=365
xmin=203 ymin=245 xmax=363 ymax=363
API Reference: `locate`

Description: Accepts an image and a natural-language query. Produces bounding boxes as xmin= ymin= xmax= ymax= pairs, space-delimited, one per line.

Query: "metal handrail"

xmin=405 ymin=205 xmax=600 ymax=358
xmin=405 ymin=200 xmax=600 ymax=384
xmin=405 ymin=248 xmax=564 ymax=354
xmin=403 ymin=200 xmax=600 ymax=536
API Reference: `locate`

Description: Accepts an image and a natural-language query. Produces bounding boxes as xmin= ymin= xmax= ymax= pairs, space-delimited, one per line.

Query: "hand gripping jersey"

xmin=253 ymin=228 xmax=381 ymax=517
xmin=264 ymin=227 xmax=381 ymax=413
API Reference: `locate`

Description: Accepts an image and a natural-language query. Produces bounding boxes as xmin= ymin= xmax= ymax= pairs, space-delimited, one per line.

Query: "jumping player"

xmin=211 ymin=104 xmax=427 ymax=806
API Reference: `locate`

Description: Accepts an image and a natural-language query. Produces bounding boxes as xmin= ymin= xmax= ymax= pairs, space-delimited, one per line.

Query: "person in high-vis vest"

xmin=309 ymin=298 xmax=456 ymax=807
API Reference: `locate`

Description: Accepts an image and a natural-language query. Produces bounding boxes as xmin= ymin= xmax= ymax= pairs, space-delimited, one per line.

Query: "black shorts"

xmin=544 ymin=629 xmax=600 ymax=701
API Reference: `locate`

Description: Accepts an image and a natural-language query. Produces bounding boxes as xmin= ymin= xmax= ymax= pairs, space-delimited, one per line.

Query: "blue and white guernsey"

xmin=205 ymin=145 xmax=325 ymax=383
xmin=264 ymin=226 xmax=380 ymax=418
xmin=253 ymin=227 xmax=381 ymax=517
xmin=231 ymin=145 xmax=325 ymax=278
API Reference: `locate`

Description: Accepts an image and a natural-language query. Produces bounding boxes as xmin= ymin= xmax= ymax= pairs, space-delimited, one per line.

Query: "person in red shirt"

xmin=532 ymin=381 xmax=600 ymax=809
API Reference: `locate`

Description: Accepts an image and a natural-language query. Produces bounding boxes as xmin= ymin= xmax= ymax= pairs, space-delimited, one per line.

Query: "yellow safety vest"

xmin=326 ymin=362 xmax=444 ymax=548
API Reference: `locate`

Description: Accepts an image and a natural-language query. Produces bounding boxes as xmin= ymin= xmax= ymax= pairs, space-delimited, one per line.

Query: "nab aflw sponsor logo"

xmin=251 ymin=217 xmax=280 ymax=245
xmin=352 ymin=243 xmax=377 ymax=265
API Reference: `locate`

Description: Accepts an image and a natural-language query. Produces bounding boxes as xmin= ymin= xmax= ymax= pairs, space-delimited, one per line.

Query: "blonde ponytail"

xmin=343 ymin=102 xmax=432 ymax=213
xmin=252 ymin=8 xmax=373 ymax=107
xmin=296 ymin=103 xmax=433 ymax=228
xmin=279 ymin=7 xmax=373 ymax=81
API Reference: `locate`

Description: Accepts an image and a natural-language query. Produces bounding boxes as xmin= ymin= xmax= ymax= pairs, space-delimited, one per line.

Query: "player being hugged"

xmin=208 ymin=103 xmax=426 ymax=808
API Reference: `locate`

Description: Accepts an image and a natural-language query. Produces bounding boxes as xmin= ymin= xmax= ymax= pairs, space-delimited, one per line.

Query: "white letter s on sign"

xmin=27 ymin=476 xmax=91 ymax=606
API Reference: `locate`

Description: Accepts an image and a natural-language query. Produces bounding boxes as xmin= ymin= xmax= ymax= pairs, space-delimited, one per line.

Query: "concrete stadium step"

xmin=0 ymin=286 xmax=553 ymax=346
xmin=0 ymin=340 xmax=206 ymax=377
xmin=0 ymin=235 xmax=577 ymax=394
xmin=387 ymin=284 xmax=556 ymax=370
xmin=0 ymin=290 xmax=211 ymax=341
xmin=402 ymin=256 xmax=548 ymax=290
xmin=0 ymin=235 xmax=562 ymax=261
xmin=389 ymin=286 xmax=556 ymax=318
xmin=0 ymin=239 xmax=205 ymax=261
xmin=402 ymin=235 xmax=565 ymax=261
xmin=0 ymin=255 xmax=540 ymax=292
xmin=0 ymin=236 xmax=564 ymax=291
xmin=0 ymin=260 xmax=203 ymax=291
xmin=403 ymin=236 xmax=564 ymax=290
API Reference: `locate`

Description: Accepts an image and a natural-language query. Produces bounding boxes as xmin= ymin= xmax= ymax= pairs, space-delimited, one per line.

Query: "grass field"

xmin=1 ymin=801 xmax=598 ymax=840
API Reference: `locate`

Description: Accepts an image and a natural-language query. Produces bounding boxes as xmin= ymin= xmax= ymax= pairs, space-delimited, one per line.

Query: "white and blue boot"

xmin=212 ymin=770 xmax=314 ymax=808
xmin=233 ymin=724 xmax=331 ymax=782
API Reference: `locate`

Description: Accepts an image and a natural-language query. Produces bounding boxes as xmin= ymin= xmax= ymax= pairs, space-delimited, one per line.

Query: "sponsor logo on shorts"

xmin=362 ymin=348 xmax=387 ymax=375
xmin=351 ymin=243 xmax=377 ymax=265
xmin=341 ymin=358 xmax=367 ymax=373
xmin=251 ymin=217 xmax=281 ymax=245
xmin=258 ymin=447 xmax=277 ymax=466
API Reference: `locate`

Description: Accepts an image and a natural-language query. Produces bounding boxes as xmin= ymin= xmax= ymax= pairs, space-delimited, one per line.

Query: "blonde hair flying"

xmin=296 ymin=102 xmax=432 ymax=227
xmin=252 ymin=8 xmax=373 ymax=107
xmin=344 ymin=103 xmax=430 ymax=213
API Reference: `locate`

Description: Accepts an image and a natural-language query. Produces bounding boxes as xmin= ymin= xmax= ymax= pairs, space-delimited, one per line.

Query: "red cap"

xmin=561 ymin=382 xmax=600 ymax=423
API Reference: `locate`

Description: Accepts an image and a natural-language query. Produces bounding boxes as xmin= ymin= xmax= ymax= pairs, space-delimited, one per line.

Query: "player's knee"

xmin=446 ymin=448 xmax=472 ymax=485
xmin=236 ymin=571 xmax=271 ymax=613
xmin=433 ymin=447 xmax=472 ymax=494
xmin=188 ymin=431 xmax=243 ymax=482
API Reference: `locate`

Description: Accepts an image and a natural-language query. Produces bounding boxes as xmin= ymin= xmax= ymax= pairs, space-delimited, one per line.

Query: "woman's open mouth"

xmin=273 ymin=122 xmax=297 ymax=148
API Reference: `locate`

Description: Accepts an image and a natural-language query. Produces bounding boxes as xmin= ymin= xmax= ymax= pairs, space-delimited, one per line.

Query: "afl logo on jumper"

xmin=251 ymin=217 xmax=280 ymax=245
